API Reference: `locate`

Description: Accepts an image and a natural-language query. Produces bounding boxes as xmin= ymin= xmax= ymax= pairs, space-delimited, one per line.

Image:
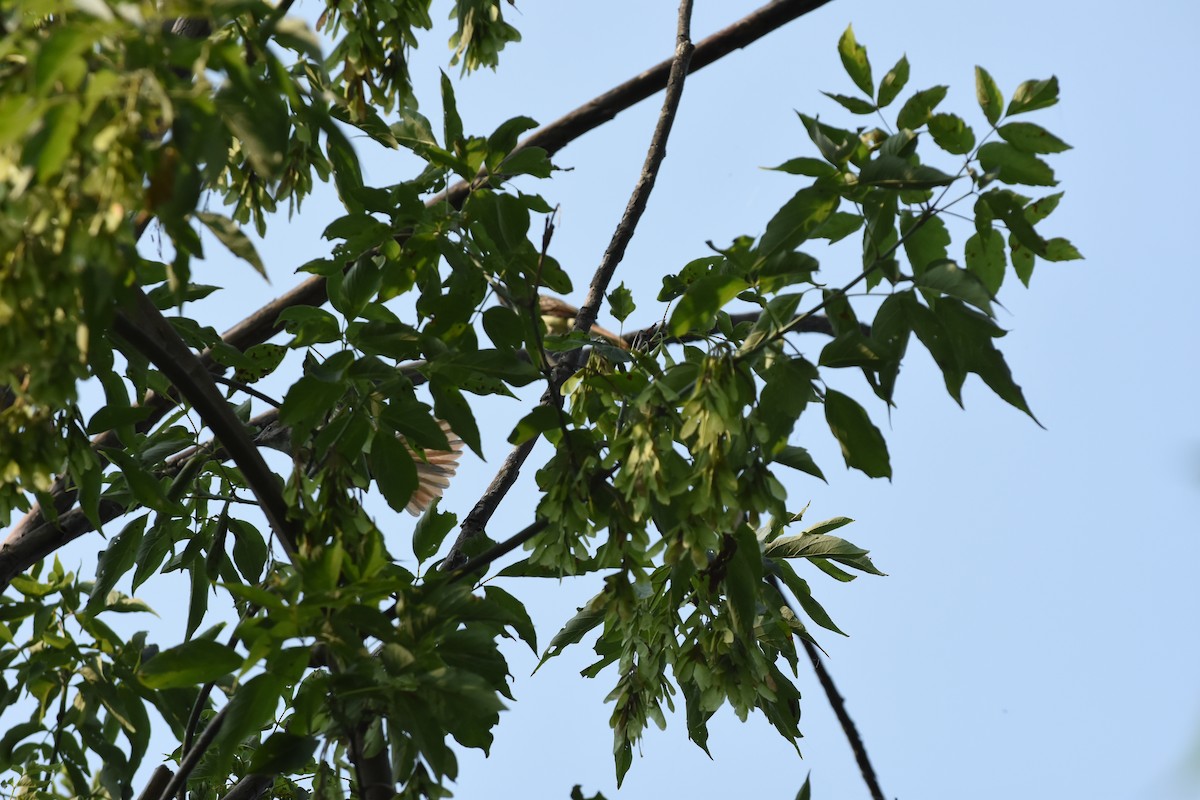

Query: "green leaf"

xmin=29 ymin=100 xmax=82 ymax=181
xmin=1010 ymin=232 xmax=1035 ymax=286
xmin=876 ymin=54 xmax=909 ymax=107
xmin=441 ymin=71 xmax=465 ymax=148
xmin=277 ymin=306 xmax=341 ymax=346
xmin=757 ymin=356 xmax=816 ymax=440
xmin=482 ymin=585 xmax=539 ymax=653
xmin=823 ymin=389 xmax=891 ymax=479
xmin=412 ymin=505 xmax=457 ymax=563
xmin=927 ymin=113 xmax=976 ymax=154
xmin=139 ymin=640 xmax=243 ymax=689
xmin=197 ymin=212 xmax=265 ymax=278
xmin=209 ymin=674 xmax=284 ymax=776
xmin=234 ymin=343 xmax=287 ymax=383
xmin=774 ymin=446 xmax=826 ymax=482
xmin=482 ymin=306 xmax=524 ymax=349
xmin=812 ymin=211 xmax=863 ymax=243
xmin=537 ymin=592 xmax=606 ymax=669
xmin=499 ymin=146 xmax=552 ymax=178
xmin=1006 ymin=76 xmax=1059 ymax=115
xmin=338 ymin=256 xmax=382 ymax=318
xmin=487 ymin=115 xmax=539 ymax=159
xmin=1043 ymin=237 xmax=1083 ymax=262
xmin=668 ymin=274 xmax=750 ymax=338
xmin=837 ymin=25 xmax=873 ymax=96
xmin=822 ymin=92 xmax=876 ymax=114
xmin=725 ymin=526 xmax=764 ymax=640
xmin=278 ymin=375 xmax=345 ymax=429
xmin=765 ymin=531 xmax=884 ymax=576
xmin=214 ymin=84 xmax=287 ymax=178
xmin=103 ymin=448 xmax=176 ymax=512
xmin=819 ymin=332 xmax=887 ymax=369
xmin=757 ymin=185 xmax=840 ymax=258
xmin=246 ymin=732 xmax=318 ymax=774
xmin=859 ymin=156 xmax=956 ymax=189
xmin=797 ymin=113 xmax=860 ymax=166
xmin=980 ymin=190 xmax=1047 ymax=257
xmin=186 ymin=559 xmax=209 ymax=640
xmin=772 ymin=561 xmax=845 ymax=635
xmin=768 ymin=157 xmax=837 ymax=178
xmin=936 ymin=300 xmax=1039 ymax=421
xmin=998 ymin=122 xmax=1071 ymax=154
xmin=369 ymin=430 xmax=418 ymax=515
xmin=964 ymin=229 xmax=1007 ymax=294
xmin=978 ymin=142 xmax=1057 ymax=186
xmin=608 ymin=283 xmax=635 ymax=323
xmin=508 ymin=405 xmax=560 ymax=446
xmin=975 ymin=66 xmax=1004 ymax=126
xmin=895 ymin=85 xmax=948 ymax=130
xmin=1025 ymin=192 xmax=1064 ymax=224
xmin=229 ymin=519 xmax=268 ymax=583
xmin=901 ymin=211 xmax=950 ymax=274
xmin=88 ymin=514 xmax=148 ymax=611
xmin=795 ymin=774 xmax=812 ymax=800
xmin=915 ymin=260 xmax=994 ymax=316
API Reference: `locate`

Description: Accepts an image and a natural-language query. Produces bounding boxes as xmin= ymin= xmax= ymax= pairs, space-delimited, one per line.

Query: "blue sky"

xmin=35 ymin=1 xmax=1200 ymax=799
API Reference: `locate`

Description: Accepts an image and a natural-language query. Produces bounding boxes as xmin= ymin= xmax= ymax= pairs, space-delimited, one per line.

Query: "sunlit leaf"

xmin=837 ymin=25 xmax=873 ymax=96
xmin=975 ymin=66 xmax=1004 ymax=125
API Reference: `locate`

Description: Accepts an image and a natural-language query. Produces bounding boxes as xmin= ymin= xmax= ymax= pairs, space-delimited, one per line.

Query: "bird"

xmin=537 ymin=295 xmax=627 ymax=348
xmin=255 ymin=416 xmax=462 ymax=516
xmin=400 ymin=419 xmax=463 ymax=516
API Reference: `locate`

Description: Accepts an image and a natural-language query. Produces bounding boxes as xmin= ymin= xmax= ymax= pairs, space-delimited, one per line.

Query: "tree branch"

xmin=346 ymin=719 xmax=394 ymax=800
xmin=768 ymin=574 xmax=886 ymax=800
xmin=112 ymin=288 xmax=298 ymax=559
xmin=155 ymin=702 xmax=232 ymax=800
xmin=567 ymin=0 xmax=694 ymax=367
xmin=445 ymin=0 xmax=696 ymax=568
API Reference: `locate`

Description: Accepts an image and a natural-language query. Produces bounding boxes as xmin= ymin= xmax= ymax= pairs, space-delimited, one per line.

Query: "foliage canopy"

xmin=0 ymin=2 xmax=1078 ymax=798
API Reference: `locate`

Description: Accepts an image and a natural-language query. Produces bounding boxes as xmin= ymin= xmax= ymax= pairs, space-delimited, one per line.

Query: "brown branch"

xmin=217 ymin=775 xmax=273 ymax=800
xmin=568 ymin=0 xmax=694 ymax=360
xmin=112 ymin=288 xmax=298 ymax=559
xmin=135 ymin=766 xmax=174 ymax=800
xmin=475 ymin=0 xmax=836 ymax=168
xmin=444 ymin=0 xmax=697 ymax=568
xmin=347 ymin=720 xmax=394 ymax=800
xmin=448 ymin=518 xmax=548 ymax=581
xmin=768 ymin=574 xmax=886 ymax=800
xmin=155 ymin=702 xmax=232 ymax=800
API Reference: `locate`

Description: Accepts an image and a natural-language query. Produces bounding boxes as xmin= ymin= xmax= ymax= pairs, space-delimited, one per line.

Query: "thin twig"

xmin=155 ymin=703 xmax=232 ymax=800
xmin=112 ymin=288 xmax=298 ymax=559
xmin=444 ymin=0 xmax=696 ymax=569
xmin=567 ymin=0 xmax=695 ymax=368
xmin=768 ymin=575 xmax=886 ymax=800
xmin=448 ymin=519 xmax=549 ymax=581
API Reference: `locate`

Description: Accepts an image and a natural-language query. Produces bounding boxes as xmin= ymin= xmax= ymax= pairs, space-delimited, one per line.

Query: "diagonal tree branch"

xmin=444 ymin=0 xmax=697 ymax=568
xmin=112 ymin=288 xmax=299 ymax=559
xmin=768 ymin=574 xmax=886 ymax=800
xmin=567 ymin=0 xmax=695 ymax=359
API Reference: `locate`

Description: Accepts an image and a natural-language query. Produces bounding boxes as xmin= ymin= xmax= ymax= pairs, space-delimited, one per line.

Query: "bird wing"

xmin=402 ymin=419 xmax=464 ymax=516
